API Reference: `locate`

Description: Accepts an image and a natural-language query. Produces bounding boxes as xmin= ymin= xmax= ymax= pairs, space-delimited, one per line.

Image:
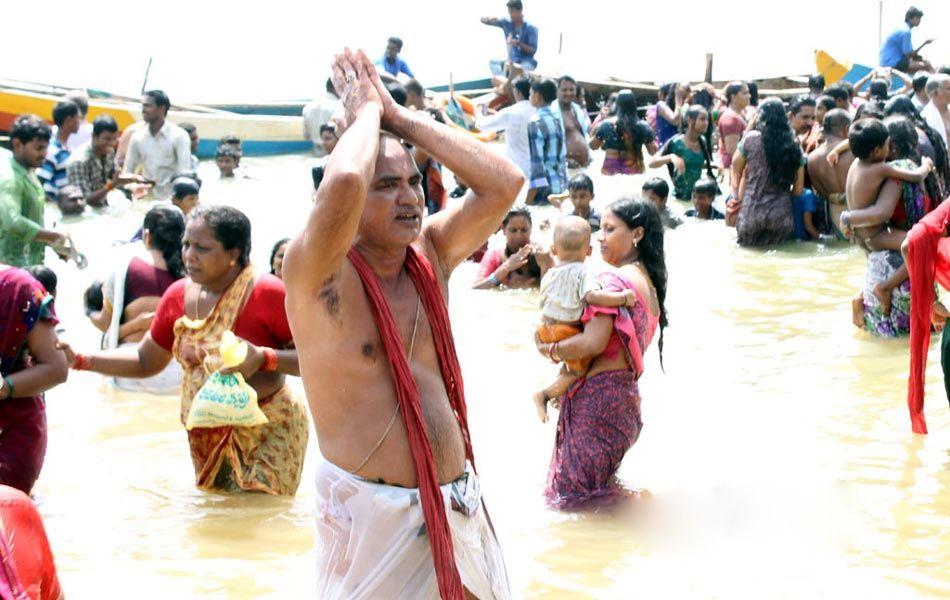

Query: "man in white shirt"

xmin=122 ymin=90 xmax=191 ymax=200
xmin=63 ymin=90 xmax=93 ymax=152
xmin=302 ymin=78 xmax=341 ymax=155
xmin=921 ymin=74 xmax=950 ymax=150
xmin=910 ymin=73 xmax=930 ymax=111
xmin=477 ymin=75 xmax=535 ymax=179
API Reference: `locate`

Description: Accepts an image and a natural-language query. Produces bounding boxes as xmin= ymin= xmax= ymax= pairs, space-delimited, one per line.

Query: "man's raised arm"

xmin=358 ymin=55 xmax=524 ymax=273
xmin=283 ymin=50 xmax=383 ymax=296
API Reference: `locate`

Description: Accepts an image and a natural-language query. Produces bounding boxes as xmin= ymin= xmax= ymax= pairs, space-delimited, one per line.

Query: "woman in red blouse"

xmin=59 ymin=206 xmax=309 ymax=495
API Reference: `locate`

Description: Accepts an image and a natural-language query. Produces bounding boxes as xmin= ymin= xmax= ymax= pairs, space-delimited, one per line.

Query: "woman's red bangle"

xmin=261 ymin=348 xmax=278 ymax=372
xmin=74 ymin=354 xmax=90 ymax=371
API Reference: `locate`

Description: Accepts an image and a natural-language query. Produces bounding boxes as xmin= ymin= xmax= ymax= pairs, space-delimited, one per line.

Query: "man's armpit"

xmin=318 ymin=274 xmax=343 ymax=323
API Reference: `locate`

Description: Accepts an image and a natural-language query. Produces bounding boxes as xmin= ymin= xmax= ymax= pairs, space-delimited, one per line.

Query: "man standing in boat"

xmin=879 ymin=6 xmax=933 ymax=75
xmin=377 ymin=36 xmax=415 ymax=79
xmin=284 ymin=49 xmax=521 ymax=599
xmin=481 ymin=0 xmax=539 ymax=73
xmin=122 ymin=90 xmax=192 ymax=200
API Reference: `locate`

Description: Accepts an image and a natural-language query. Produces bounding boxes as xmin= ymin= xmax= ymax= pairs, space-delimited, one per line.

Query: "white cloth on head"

xmin=539 ymin=262 xmax=601 ymax=322
xmin=477 ymin=99 xmax=536 ymax=180
xmin=314 ymin=459 xmax=510 ymax=600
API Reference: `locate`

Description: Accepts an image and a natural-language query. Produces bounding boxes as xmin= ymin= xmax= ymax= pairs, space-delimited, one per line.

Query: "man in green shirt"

xmin=0 ymin=115 xmax=69 ymax=266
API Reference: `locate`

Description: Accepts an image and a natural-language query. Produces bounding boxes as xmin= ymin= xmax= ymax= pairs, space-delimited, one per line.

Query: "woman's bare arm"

xmin=58 ymin=334 xmax=172 ymax=379
xmin=537 ymin=314 xmax=614 ymax=361
xmin=1 ymin=321 xmax=67 ymax=399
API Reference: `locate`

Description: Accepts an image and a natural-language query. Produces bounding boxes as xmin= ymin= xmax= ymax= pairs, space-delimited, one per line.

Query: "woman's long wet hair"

xmin=756 ymin=98 xmax=802 ymax=190
xmin=189 ymin=205 xmax=252 ymax=268
xmin=685 ymin=105 xmax=716 ymax=180
xmin=143 ymin=205 xmax=186 ymax=279
xmin=607 ymin=198 xmax=668 ymax=368
xmin=885 ymin=96 xmax=950 ymax=195
xmin=615 ymin=90 xmax=649 ymax=157
xmin=884 ymin=115 xmax=942 ymax=203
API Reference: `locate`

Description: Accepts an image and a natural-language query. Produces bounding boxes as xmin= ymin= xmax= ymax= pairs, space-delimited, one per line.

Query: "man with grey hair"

xmin=921 ymin=73 xmax=949 ymax=149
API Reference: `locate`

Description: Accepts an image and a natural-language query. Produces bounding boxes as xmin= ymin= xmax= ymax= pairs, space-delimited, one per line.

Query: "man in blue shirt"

xmin=879 ymin=6 xmax=933 ymax=74
xmin=481 ymin=0 xmax=539 ymax=72
xmin=526 ymin=79 xmax=567 ymax=205
xmin=376 ymin=37 xmax=414 ymax=79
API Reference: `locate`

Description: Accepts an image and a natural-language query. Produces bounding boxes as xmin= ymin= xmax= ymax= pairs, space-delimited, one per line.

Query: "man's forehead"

xmin=373 ymin=135 xmax=417 ymax=178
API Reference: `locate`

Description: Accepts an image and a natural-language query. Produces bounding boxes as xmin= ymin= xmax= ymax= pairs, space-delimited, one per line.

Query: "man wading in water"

xmin=283 ymin=49 xmax=523 ymax=599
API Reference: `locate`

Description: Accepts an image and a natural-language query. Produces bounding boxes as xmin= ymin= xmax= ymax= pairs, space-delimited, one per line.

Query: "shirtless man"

xmin=807 ymin=109 xmax=853 ymax=238
xmin=283 ymin=49 xmax=522 ymax=599
xmin=552 ymin=76 xmax=591 ymax=168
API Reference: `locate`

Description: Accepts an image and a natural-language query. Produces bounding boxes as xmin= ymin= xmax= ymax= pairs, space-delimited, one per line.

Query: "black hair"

xmin=52 ymin=100 xmax=79 ymax=127
xmin=912 ymin=72 xmax=929 ymax=93
xmin=92 ymin=114 xmax=119 ymax=137
xmin=607 ymin=198 xmax=667 ymax=367
xmin=424 ymin=107 xmax=445 ymax=124
xmin=507 ymin=0 xmax=523 ymax=10
xmin=25 ymin=266 xmax=57 ymax=297
xmin=143 ymin=205 xmax=186 ymax=279
xmin=824 ymin=87 xmax=848 ymax=109
xmin=905 ymin=6 xmax=923 ymax=23
xmin=868 ymin=78 xmax=889 ymax=101
xmin=502 ymin=205 xmax=532 ymax=227
xmin=175 ymin=171 xmax=202 ymax=188
xmin=10 ymin=114 xmax=51 ymax=144
xmin=269 ymin=238 xmax=290 ymax=275
xmin=822 ymin=108 xmax=852 ymax=136
xmin=746 ymin=81 xmax=759 ymax=106
xmin=615 ymin=90 xmax=651 ymax=156
xmin=839 ymin=82 xmax=856 ymax=99
xmin=179 ymin=122 xmax=197 ymax=136
xmin=788 ymin=94 xmax=816 ymax=116
xmin=326 ymin=77 xmax=336 ymax=95
xmin=405 ymin=79 xmax=424 ymax=97
xmin=849 ymin=118 xmax=889 ymax=160
xmin=386 ymin=81 xmax=408 ymax=107
xmin=83 ymin=279 xmax=104 ymax=314
xmin=939 ymin=66 xmax=950 ymax=77
xmin=511 ymin=75 xmax=531 ymax=100
xmin=189 ymin=205 xmax=252 ymax=268
xmin=387 ymin=36 xmax=403 ymax=50
xmin=658 ymin=82 xmax=674 ymax=102
xmin=816 ymin=95 xmax=836 ymax=113
xmin=311 ymin=165 xmax=325 ymax=190
xmin=64 ymin=91 xmax=88 ymax=115
xmin=692 ymin=177 xmax=718 ymax=198
xmin=215 ymin=144 xmax=240 ymax=160
xmin=683 ymin=104 xmax=717 ymax=180
xmin=558 ymin=75 xmax=577 ymax=87
xmin=885 ymin=96 xmax=950 ymax=194
xmin=531 ymin=79 xmax=558 ymax=104
xmin=318 ymin=123 xmax=336 ymax=137
xmin=172 ymin=176 xmax=201 ymax=200
xmin=855 ymin=101 xmax=886 ymax=120
xmin=756 ymin=98 xmax=803 ymax=189
xmin=808 ymin=74 xmax=826 ymax=92
xmin=884 ymin=116 xmax=918 ymax=160
xmin=724 ymin=81 xmax=745 ymax=105
xmin=642 ymin=177 xmax=669 ymax=199
xmin=567 ymin=173 xmax=594 ymax=194
xmin=143 ymin=89 xmax=171 ymax=114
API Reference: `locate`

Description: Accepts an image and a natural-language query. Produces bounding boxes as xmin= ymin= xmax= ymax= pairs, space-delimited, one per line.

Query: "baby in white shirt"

xmin=534 ymin=216 xmax=635 ymax=422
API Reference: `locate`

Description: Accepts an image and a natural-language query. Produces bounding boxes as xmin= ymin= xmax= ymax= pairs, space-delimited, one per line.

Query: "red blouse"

xmin=149 ymin=274 xmax=293 ymax=351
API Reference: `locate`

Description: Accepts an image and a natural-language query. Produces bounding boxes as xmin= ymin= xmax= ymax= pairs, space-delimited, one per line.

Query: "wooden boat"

xmin=815 ymin=50 xmax=905 ymax=93
xmin=0 ymin=80 xmax=311 ymax=158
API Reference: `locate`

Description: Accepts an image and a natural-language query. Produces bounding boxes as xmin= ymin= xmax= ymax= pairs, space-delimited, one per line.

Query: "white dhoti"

xmin=314 ymin=459 xmax=510 ymax=599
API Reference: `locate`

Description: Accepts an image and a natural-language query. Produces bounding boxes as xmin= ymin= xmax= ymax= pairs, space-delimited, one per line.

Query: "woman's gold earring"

xmin=230 ymin=260 xmax=236 ymax=266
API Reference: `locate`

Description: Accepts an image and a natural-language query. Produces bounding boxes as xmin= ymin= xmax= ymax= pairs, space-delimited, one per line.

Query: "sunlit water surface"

xmin=34 ymin=151 xmax=950 ymax=598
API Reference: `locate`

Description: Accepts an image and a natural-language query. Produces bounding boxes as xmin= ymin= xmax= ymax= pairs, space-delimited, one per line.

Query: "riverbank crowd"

xmin=0 ymin=1 xmax=949 ymax=597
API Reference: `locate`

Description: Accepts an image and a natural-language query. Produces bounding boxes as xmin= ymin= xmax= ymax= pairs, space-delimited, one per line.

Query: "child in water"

xmin=533 ymin=216 xmax=636 ymax=422
xmin=836 ymin=118 xmax=933 ymax=319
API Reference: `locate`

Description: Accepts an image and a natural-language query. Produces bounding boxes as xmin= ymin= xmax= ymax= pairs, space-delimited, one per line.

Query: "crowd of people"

xmin=0 ymin=1 xmax=948 ymax=596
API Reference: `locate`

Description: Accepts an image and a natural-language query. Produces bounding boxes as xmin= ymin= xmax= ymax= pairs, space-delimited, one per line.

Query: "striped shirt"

xmin=36 ymin=138 xmax=71 ymax=200
xmin=527 ymin=106 xmax=567 ymax=192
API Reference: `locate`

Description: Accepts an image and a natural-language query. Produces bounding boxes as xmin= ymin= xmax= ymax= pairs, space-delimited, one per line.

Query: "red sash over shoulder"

xmin=347 ymin=245 xmax=473 ymax=600
xmin=906 ymin=198 xmax=950 ymax=435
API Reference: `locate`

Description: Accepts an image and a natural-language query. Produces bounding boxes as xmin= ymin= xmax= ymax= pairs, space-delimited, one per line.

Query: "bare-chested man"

xmin=284 ymin=49 xmax=522 ymax=600
xmin=551 ymin=76 xmax=591 ymax=168
xmin=807 ymin=108 xmax=854 ymax=238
